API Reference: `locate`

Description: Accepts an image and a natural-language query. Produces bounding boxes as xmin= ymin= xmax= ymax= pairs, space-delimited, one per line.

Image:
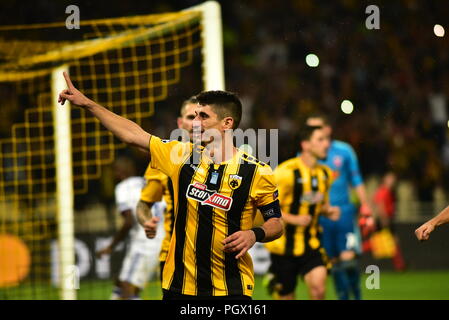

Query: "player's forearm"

xmin=109 ymin=224 xmax=132 ymax=249
xmin=355 ymin=183 xmax=369 ymax=205
xmin=429 ymin=205 xmax=449 ymax=227
xmin=84 ymin=99 xmax=150 ymax=152
xmin=281 ymin=212 xmax=300 ymax=225
xmin=355 ymin=184 xmax=370 ymax=206
xmin=321 ymin=204 xmax=332 ymax=217
xmin=260 ymin=217 xmax=283 ymax=242
xmin=136 ymin=200 xmax=153 ymax=227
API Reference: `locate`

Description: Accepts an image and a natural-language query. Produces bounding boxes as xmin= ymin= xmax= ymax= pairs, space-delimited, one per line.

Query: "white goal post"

xmin=51 ymin=1 xmax=224 ymax=300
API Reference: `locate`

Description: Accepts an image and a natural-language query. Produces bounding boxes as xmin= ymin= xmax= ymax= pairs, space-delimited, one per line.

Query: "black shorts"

xmin=268 ymin=249 xmax=328 ymax=296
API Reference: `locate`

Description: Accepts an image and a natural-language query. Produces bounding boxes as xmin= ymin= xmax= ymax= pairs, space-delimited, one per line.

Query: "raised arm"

xmin=58 ymin=72 xmax=150 ymax=154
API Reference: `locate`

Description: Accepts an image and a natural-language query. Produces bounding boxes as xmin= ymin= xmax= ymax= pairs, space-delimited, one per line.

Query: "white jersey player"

xmin=97 ymin=157 xmax=165 ymax=300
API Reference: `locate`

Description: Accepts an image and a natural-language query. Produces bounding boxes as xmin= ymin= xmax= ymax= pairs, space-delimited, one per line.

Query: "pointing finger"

xmin=63 ymin=71 xmax=75 ymax=90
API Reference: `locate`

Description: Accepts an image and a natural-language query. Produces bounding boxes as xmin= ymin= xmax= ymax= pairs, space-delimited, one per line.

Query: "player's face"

xmin=308 ymin=128 xmax=330 ymax=160
xmin=177 ymin=103 xmax=197 ymax=139
xmin=306 ymin=118 xmax=332 ymax=139
xmin=192 ymin=105 xmax=227 ymax=144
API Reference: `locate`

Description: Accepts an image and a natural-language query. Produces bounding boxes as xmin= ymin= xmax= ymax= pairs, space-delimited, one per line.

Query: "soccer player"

xmin=96 ymin=156 xmax=165 ymax=300
xmin=264 ymin=125 xmax=340 ymax=300
xmin=306 ymin=114 xmax=374 ymax=300
xmin=136 ymin=97 xmax=197 ymax=281
xmin=415 ymin=205 xmax=449 ymax=241
xmin=58 ymin=72 xmax=283 ymax=300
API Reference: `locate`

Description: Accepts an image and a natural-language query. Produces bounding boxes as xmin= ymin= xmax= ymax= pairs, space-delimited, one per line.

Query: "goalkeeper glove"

xmin=358 ymin=203 xmax=375 ymax=237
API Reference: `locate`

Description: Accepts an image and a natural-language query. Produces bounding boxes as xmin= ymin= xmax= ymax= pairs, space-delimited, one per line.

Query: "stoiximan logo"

xmin=186 ymin=182 xmax=233 ymax=211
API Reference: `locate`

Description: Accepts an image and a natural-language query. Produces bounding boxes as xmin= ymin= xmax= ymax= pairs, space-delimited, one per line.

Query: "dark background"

xmin=1 ymin=0 xmax=448 ymax=272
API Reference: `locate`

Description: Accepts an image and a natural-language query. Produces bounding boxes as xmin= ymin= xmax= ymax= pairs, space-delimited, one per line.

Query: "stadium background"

xmin=0 ymin=0 xmax=448 ymax=299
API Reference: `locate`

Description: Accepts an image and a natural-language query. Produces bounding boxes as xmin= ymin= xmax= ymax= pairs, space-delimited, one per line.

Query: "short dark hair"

xmin=306 ymin=113 xmax=331 ymax=127
xmin=195 ymin=90 xmax=242 ymax=129
xmin=179 ymin=96 xmax=198 ymax=117
xmin=298 ymin=124 xmax=322 ymax=143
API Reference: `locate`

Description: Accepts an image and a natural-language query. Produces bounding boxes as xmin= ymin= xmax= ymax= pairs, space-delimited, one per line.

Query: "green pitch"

xmin=1 ymin=271 xmax=447 ymax=300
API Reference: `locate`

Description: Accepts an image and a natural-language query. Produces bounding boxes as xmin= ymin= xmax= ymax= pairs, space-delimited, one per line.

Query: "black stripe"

xmin=322 ymin=167 xmax=330 ymax=190
xmin=167 ymin=178 xmax=175 ymax=237
xmin=224 ymin=161 xmax=257 ymax=295
xmin=304 ymin=174 xmax=319 ymax=252
xmin=169 ymin=151 xmax=196 ymax=292
xmin=285 ymin=169 xmax=302 ymax=255
xmin=195 ymin=164 xmax=226 ymax=295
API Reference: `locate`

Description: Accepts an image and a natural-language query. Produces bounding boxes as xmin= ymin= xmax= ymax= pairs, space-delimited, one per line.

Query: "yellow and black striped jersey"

xmin=141 ymin=166 xmax=175 ymax=262
xmin=149 ymin=135 xmax=281 ymax=297
xmin=265 ymin=157 xmax=333 ymax=257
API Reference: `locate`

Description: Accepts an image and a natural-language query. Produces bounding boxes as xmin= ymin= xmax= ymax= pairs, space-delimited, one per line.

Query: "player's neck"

xmin=299 ymin=152 xmax=317 ymax=168
xmin=203 ymin=135 xmax=236 ymax=164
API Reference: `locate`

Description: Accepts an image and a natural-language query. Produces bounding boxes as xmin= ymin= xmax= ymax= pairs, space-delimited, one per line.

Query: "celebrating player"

xmin=265 ymin=124 xmax=339 ymax=300
xmin=96 ymin=156 xmax=165 ymax=300
xmin=306 ymin=114 xmax=374 ymax=300
xmin=136 ymin=97 xmax=197 ymax=282
xmin=58 ymin=72 xmax=283 ymax=300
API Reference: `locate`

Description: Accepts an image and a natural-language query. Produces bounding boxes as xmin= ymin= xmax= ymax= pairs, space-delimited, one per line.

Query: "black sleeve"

xmin=258 ymin=200 xmax=282 ymax=221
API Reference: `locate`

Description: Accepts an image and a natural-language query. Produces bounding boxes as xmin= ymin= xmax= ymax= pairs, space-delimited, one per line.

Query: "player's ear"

xmin=222 ymin=116 xmax=234 ymax=130
xmin=177 ymin=117 xmax=182 ymax=128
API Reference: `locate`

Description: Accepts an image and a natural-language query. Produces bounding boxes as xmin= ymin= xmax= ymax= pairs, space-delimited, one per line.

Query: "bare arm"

xmin=355 ymin=184 xmax=373 ymax=214
xmin=58 ymin=72 xmax=150 ymax=154
xmin=259 ymin=217 xmax=284 ymax=242
xmin=136 ymin=200 xmax=153 ymax=227
xmin=281 ymin=212 xmax=312 ymax=227
xmin=96 ymin=210 xmax=133 ymax=257
xmin=321 ymin=203 xmax=341 ymax=221
xmin=415 ymin=205 xmax=449 ymax=241
xmin=136 ymin=200 xmax=160 ymax=239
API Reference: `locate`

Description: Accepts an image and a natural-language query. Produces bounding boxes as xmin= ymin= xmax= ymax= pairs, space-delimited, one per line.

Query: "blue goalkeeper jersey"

xmin=318 ymin=140 xmax=363 ymax=206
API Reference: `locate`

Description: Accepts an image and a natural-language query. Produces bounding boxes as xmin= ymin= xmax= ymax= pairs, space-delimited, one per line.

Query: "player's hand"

xmin=222 ymin=230 xmax=256 ymax=259
xmin=360 ymin=203 xmax=373 ymax=216
xmin=96 ymin=246 xmax=113 ymax=258
xmin=295 ymin=215 xmax=312 ymax=226
xmin=58 ymin=72 xmax=91 ymax=107
xmin=359 ymin=215 xmax=376 ymax=237
xmin=415 ymin=221 xmax=435 ymax=241
xmin=144 ymin=216 xmax=160 ymax=239
xmin=327 ymin=206 xmax=340 ymax=221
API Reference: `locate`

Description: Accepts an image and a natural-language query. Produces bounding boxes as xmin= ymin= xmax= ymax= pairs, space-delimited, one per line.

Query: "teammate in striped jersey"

xmin=265 ymin=124 xmax=340 ymax=300
xmin=136 ymin=97 xmax=197 ymax=281
xmin=306 ymin=114 xmax=374 ymax=300
xmin=58 ymin=74 xmax=284 ymax=299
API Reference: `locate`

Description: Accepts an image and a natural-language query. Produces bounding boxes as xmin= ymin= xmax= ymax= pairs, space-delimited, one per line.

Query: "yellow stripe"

xmin=210 ymin=164 xmax=233 ymax=295
xmin=182 ymin=161 xmax=208 ymax=294
xmin=240 ymin=163 xmax=259 ymax=297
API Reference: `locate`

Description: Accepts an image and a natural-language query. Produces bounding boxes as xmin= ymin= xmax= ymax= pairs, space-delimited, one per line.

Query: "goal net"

xmin=0 ymin=1 xmax=223 ymax=299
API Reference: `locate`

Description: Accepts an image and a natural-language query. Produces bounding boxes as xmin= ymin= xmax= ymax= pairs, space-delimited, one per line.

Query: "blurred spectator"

xmin=373 ymin=171 xmax=406 ymax=271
